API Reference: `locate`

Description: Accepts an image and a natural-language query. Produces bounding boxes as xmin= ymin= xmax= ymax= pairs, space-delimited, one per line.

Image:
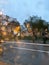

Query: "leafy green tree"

xmin=24 ymin=16 xmax=48 ymax=31
xmin=24 ymin=16 xmax=49 ymax=41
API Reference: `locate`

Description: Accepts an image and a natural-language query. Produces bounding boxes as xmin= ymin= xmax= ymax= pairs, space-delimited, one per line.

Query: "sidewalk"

xmin=0 ymin=61 xmax=11 ymax=65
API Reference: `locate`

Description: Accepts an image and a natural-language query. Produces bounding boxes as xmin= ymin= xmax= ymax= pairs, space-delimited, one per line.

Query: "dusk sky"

xmin=0 ymin=0 xmax=49 ymax=24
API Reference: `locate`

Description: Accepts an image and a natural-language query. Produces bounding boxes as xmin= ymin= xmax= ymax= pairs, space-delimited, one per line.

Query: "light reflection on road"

xmin=0 ymin=41 xmax=49 ymax=65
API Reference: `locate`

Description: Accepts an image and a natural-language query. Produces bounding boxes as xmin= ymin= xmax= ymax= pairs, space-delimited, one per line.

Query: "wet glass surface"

xmin=0 ymin=42 xmax=49 ymax=65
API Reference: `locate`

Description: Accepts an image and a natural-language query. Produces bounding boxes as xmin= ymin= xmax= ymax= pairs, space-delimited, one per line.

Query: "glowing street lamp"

xmin=13 ymin=26 xmax=20 ymax=35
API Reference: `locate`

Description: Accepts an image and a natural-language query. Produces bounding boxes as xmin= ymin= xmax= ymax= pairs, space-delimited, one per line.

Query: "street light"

xmin=13 ymin=26 xmax=20 ymax=40
xmin=13 ymin=26 xmax=20 ymax=35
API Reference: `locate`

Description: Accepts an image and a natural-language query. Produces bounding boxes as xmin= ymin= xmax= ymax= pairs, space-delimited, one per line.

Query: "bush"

xmin=23 ymin=36 xmax=33 ymax=40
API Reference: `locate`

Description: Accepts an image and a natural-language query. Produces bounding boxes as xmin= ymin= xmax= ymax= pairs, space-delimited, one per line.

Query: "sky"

xmin=0 ymin=0 xmax=49 ymax=24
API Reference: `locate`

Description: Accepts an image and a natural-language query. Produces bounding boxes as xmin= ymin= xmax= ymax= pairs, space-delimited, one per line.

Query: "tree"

xmin=24 ymin=15 xmax=49 ymax=42
xmin=24 ymin=16 xmax=48 ymax=31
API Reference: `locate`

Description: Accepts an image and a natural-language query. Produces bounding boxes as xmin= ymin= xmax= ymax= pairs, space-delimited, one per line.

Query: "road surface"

xmin=0 ymin=61 xmax=11 ymax=65
xmin=0 ymin=40 xmax=49 ymax=65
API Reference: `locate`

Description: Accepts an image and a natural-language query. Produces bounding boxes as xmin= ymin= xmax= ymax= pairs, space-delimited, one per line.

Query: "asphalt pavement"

xmin=0 ymin=40 xmax=49 ymax=65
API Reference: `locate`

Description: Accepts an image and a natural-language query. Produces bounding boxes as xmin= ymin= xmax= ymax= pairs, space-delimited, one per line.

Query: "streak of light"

xmin=2 ymin=41 xmax=49 ymax=46
xmin=10 ymin=46 xmax=49 ymax=54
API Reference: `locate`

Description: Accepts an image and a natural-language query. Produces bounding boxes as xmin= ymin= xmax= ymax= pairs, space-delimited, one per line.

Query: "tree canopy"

xmin=24 ymin=16 xmax=48 ymax=31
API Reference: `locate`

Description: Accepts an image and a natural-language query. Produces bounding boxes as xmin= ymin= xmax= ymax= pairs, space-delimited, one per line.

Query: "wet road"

xmin=0 ymin=41 xmax=49 ymax=65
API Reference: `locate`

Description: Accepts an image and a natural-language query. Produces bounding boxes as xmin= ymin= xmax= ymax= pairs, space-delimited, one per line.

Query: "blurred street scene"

xmin=0 ymin=11 xmax=49 ymax=65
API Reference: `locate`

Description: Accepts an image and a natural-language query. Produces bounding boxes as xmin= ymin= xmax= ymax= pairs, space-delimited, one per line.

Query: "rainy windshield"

xmin=0 ymin=0 xmax=49 ymax=65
